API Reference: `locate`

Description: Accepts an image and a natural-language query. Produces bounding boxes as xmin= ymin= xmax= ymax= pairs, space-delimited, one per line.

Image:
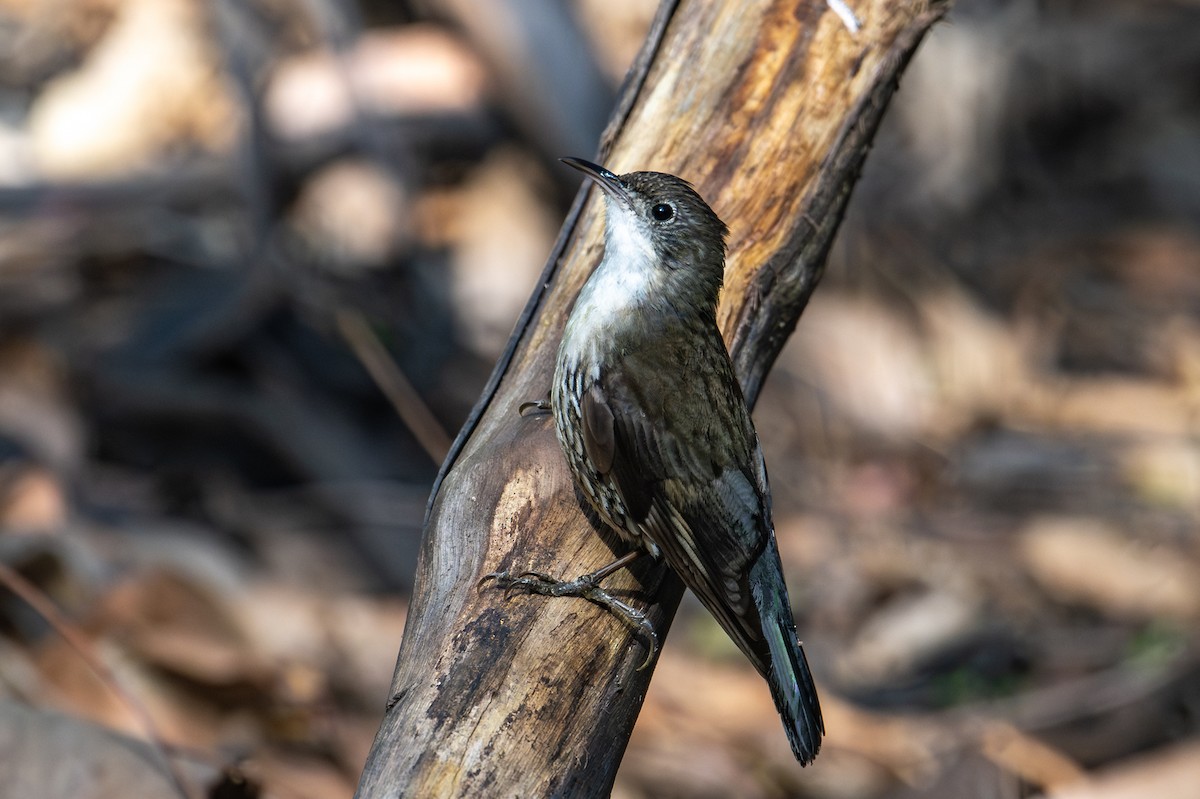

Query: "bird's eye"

xmin=651 ymin=203 xmax=675 ymax=222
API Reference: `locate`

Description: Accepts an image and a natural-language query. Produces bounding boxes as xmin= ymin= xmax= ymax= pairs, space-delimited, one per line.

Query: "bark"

xmin=357 ymin=1 xmax=950 ymax=796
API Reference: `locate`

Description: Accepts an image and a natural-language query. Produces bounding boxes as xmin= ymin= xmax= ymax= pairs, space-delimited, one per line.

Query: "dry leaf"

xmin=28 ymin=0 xmax=237 ymax=178
xmin=0 ymin=699 xmax=219 ymax=799
xmin=1020 ymin=517 xmax=1200 ymax=620
xmin=265 ymin=25 xmax=487 ymax=141
xmin=1047 ymin=739 xmax=1200 ymax=799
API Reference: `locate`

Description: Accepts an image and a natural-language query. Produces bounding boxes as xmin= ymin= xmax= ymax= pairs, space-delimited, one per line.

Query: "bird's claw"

xmin=519 ymin=399 xmax=552 ymax=417
xmin=479 ymin=568 xmax=658 ymax=669
xmin=480 ymin=570 xmax=563 ymax=600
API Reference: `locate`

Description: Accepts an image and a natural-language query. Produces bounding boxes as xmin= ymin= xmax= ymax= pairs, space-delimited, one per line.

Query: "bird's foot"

xmin=479 ymin=567 xmax=659 ymax=669
xmin=518 ymin=399 xmax=552 ymax=417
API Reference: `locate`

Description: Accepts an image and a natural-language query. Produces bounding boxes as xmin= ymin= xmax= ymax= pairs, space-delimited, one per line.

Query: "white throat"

xmin=561 ymin=204 xmax=658 ymax=360
xmin=604 ymin=201 xmax=656 ymax=274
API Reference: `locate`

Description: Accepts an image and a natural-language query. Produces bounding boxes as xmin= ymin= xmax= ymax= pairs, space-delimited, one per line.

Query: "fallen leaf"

xmin=1020 ymin=517 xmax=1200 ymax=620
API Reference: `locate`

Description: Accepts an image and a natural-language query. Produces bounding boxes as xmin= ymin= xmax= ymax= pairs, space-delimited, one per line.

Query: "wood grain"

xmin=356 ymin=1 xmax=950 ymax=796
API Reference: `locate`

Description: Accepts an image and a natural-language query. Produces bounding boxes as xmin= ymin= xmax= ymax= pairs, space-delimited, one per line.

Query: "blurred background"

xmin=0 ymin=0 xmax=1198 ymax=797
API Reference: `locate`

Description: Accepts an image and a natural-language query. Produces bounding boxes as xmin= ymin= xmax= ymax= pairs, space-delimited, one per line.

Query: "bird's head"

xmin=563 ymin=157 xmax=729 ymax=314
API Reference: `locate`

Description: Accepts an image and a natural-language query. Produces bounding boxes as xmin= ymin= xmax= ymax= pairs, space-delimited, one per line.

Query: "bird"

xmin=484 ymin=157 xmax=824 ymax=765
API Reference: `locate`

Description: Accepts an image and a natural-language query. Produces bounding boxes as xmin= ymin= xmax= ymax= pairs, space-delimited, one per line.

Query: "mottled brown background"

xmin=0 ymin=1 xmax=1197 ymax=797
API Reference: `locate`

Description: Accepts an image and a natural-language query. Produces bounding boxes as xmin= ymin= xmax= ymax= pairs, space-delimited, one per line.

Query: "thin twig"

xmin=335 ymin=308 xmax=453 ymax=464
xmin=0 ymin=561 xmax=198 ymax=799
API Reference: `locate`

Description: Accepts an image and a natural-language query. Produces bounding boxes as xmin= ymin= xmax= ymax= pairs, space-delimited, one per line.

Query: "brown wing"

xmin=589 ymin=363 xmax=774 ymax=673
xmin=581 ymin=384 xmax=616 ymax=475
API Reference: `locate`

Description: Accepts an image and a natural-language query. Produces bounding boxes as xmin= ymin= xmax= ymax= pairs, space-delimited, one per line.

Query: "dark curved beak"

xmin=561 ymin=157 xmax=631 ymax=205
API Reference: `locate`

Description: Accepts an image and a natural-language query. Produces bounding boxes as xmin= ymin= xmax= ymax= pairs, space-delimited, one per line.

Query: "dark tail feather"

xmin=750 ymin=550 xmax=824 ymax=765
